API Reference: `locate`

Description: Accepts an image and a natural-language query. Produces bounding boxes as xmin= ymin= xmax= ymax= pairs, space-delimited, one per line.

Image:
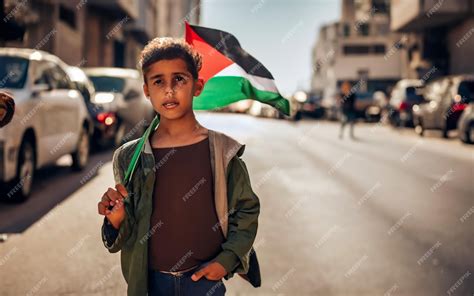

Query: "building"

xmin=391 ymin=0 xmax=474 ymax=79
xmin=312 ymin=0 xmax=403 ymax=101
xmin=1 ymin=0 xmax=201 ymax=68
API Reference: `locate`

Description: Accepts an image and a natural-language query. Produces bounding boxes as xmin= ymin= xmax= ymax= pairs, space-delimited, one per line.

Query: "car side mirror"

xmin=32 ymin=83 xmax=51 ymax=97
xmin=124 ymin=90 xmax=140 ymax=101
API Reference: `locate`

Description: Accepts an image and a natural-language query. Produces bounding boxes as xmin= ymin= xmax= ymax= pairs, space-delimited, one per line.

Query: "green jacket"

xmin=101 ymin=128 xmax=261 ymax=296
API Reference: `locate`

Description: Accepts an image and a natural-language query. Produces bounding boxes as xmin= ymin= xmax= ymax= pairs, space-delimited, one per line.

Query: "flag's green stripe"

xmin=193 ymin=76 xmax=290 ymax=116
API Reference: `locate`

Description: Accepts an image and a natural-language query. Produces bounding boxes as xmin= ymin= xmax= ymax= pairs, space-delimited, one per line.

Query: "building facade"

xmin=312 ymin=0 xmax=403 ymax=101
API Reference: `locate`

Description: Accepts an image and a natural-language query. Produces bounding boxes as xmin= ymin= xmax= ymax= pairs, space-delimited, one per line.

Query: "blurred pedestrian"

xmin=0 ymin=91 xmax=15 ymax=128
xmin=339 ymin=81 xmax=357 ymax=139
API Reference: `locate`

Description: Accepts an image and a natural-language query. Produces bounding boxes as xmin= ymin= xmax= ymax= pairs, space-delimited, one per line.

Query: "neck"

xmin=156 ymin=111 xmax=200 ymax=138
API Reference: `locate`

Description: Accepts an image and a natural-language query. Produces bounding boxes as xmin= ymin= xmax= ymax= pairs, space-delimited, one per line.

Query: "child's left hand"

xmin=191 ymin=262 xmax=227 ymax=281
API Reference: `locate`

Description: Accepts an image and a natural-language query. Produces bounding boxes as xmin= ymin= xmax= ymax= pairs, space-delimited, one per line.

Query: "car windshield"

xmin=458 ymin=81 xmax=474 ymax=101
xmin=88 ymin=76 xmax=125 ymax=93
xmin=0 ymin=56 xmax=29 ymax=89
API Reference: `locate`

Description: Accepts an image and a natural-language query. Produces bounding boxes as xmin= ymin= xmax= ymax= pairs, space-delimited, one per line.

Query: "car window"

xmin=0 ymin=56 xmax=29 ymax=89
xmin=88 ymin=76 xmax=125 ymax=93
xmin=458 ymin=80 xmax=474 ymax=102
xmin=49 ymin=65 xmax=73 ymax=89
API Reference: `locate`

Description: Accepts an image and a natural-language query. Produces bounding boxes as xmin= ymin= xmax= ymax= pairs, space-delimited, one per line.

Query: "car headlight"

xmin=93 ymin=93 xmax=115 ymax=104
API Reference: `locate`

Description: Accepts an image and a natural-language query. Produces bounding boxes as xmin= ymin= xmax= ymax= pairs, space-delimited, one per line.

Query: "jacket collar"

xmin=140 ymin=123 xmax=246 ymax=178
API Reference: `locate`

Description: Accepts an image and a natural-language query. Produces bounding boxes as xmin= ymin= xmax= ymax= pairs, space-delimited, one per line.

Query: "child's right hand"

xmin=97 ymin=184 xmax=128 ymax=229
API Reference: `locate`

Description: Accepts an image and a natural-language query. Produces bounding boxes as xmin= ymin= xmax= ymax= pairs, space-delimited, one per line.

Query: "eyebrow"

xmin=149 ymin=72 xmax=191 ymax=80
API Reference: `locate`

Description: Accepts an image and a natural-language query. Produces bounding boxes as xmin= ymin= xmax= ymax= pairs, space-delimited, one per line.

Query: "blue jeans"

xmin=148 ymin=262 xmax=227 ymax=296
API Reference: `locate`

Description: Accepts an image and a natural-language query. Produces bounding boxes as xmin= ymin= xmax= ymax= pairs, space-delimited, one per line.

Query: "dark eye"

xmin=153 ymin=79 xmax=162 ymax=85
xmin=175 ymin=76 xmax=185 ymax=82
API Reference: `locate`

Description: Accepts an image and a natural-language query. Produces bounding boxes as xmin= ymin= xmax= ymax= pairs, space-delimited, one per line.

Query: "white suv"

xmin=0 ymin=48 xmax=92 ymax=201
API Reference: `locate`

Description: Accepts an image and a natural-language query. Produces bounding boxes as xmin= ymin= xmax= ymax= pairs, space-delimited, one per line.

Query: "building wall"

xmin=448 ymin=17 xmax=474 ymax=75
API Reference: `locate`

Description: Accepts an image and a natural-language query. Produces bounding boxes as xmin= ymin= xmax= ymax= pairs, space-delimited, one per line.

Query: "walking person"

xmin=97 ymin=37 xmax=261 ymax=296
xmin=339 ymin=81 xmax=357 ymax=139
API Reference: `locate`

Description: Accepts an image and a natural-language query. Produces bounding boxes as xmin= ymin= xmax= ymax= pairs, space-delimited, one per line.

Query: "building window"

xmin=343 ymin=45 xmax=369 ymax=55
xmin=358 ymin=23 xmax=369 ymax=36
xmin=343 ymin=24 xmax=350 ymax=37
xmin=373 ymin=44 xmax=386 ymax=54
xmin=343 ymin=44 xmax=386 ymax=55
xmin=372 ymin=0 xmax=390 ymax=14
xmin=60 ymin=5 xmax=76 ymax=29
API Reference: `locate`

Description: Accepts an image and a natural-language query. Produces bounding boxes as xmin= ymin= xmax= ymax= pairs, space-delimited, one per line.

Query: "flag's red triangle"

xmin=185 ymin=22 xmax=234 ymax=82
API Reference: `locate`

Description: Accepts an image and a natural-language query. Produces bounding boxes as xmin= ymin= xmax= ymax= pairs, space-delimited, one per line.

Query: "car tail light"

xmin=97 ymin=112 xmax=116 ymax=126
xmin=451 ymin=103 xmax=467 ymax=112
xmin=399 ymin=101 xmax=408 ymax=111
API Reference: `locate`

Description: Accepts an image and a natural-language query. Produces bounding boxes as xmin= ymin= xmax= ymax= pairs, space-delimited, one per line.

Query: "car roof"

xmin=82 ymin=67 xmax=141 ymax=79
xmin=0 ymin=47 xmax=63 ymax=64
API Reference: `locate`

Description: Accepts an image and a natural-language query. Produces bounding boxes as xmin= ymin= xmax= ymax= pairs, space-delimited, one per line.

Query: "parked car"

xmin=248 ymin=100 xmax=279 ymax=118
xmin=228 ymin=99 xmax=253 ymax=113
xmin=413 ymin=75 xmax=474 ymax=138
xmin=300 ymin=93 xmax=325 ymax=118
xmin=457 ymin=89 xmax=474 ymax=144
xmin=354 ymin=92 xmax=383 ymax=122
xmin=83 ymin=67 xmax=155 ymax=146
xmin=388 ymin=79 xmax=425 ymax=127
xmin=67 ymin=66 xmax=121 ymax=149
xmin=0 ymin=48 xmax=92 ymax=201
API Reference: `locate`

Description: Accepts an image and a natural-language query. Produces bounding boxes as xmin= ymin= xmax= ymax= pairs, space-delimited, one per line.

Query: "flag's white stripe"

xmin=214 ymin=63 xmax=279 ymax=93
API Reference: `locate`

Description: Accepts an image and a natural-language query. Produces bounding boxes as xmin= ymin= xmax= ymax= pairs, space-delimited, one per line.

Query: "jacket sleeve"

xmin=101 ymin=146 xmax=135 ymax=253
xmin=214 ymin=156 xmax=260 ymax=279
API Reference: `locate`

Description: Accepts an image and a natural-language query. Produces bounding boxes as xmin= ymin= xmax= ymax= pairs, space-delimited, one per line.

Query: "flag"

xmin=185 ymin=22 xmax=290 ymax=116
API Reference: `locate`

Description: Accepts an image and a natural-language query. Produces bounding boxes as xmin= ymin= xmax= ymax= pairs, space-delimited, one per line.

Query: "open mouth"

xmin=162 ymin=102 xmax=179 ymax=109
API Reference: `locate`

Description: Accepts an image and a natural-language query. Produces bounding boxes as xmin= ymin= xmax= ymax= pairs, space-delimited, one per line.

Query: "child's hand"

xmin=97 ymin=184 xmax=128 ymax=229
xmin=191 ymin=262 xmax=227 ymax=281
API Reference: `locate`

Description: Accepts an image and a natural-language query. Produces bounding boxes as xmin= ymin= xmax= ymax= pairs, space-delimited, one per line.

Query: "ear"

xmin=143 ymin=83 xmax=150 ymax=99
xmin=193 ymin=78 xmax=205 ymax=97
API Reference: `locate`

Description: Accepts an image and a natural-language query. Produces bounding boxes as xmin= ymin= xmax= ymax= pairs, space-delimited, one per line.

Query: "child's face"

xmin=143 ymin=58 xmax=204 ymax=120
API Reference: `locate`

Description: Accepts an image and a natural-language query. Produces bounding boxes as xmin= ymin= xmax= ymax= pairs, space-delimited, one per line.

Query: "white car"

xmin=0 ymin=48 xmax=92 ymax=201
xmin=82 ymin=67 xmax=155 ymax=146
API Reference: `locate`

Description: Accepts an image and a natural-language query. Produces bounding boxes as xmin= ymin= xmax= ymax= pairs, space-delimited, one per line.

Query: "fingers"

xmin=98 ymin=186 xmax=126 ymax=216
xmin=115 ymin=184 xmax=128 ymax=198
xmin=191 ymin=266 xmax=209 ymax=281
xmin=106 ymin=187 xmax=123 ymax=202
xmin=98 ymin=201 xmax=107 ymax=215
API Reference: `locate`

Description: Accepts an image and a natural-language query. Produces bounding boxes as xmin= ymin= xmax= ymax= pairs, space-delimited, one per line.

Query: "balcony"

xmin=86 ymin=0 xmax=138 ymax=19
xmin=391 ymin=0 xmax=473 ymax=32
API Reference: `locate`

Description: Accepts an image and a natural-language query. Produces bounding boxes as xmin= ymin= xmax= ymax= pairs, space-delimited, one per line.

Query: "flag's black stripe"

xmin=190 ymin=24 xmax=274 ymax=80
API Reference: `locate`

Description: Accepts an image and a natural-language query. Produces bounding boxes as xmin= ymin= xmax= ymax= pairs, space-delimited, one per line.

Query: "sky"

xmin=200 ymin=0 xmax=341 ymax=96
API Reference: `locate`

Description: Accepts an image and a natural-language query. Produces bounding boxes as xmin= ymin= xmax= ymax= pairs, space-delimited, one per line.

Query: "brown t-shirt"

xmin=148 ymin=137 xmax=225 ymax=271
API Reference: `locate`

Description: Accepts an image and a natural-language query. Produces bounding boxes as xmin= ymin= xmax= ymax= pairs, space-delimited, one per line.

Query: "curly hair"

xmin=139 ymin=37 xmax=202 ymax=81
xmin=0 ymin=91 xmax=15 ymax=128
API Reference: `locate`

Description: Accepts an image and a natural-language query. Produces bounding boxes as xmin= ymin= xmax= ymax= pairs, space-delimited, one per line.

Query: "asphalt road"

xmin=0 ymin=112 xmax=473 ymax=295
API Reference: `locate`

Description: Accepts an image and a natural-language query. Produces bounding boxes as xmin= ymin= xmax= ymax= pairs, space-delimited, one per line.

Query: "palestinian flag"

xmin=185 ymin=22 xmax=290 ymax=116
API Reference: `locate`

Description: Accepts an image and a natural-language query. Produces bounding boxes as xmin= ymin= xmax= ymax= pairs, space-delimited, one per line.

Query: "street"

xmin=0 ymin=112 xmax=473 ymax=296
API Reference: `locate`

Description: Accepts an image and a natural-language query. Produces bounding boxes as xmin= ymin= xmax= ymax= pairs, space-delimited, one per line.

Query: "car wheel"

xmin=465 ymin=122 xmax=474 ymax=144
xmin=72 ymin=127 xmax=90 ymax=171
xmin=442 ymin=127 xmax=449 ymax=138
xmin=9 ymin=138 xmax=35 ymax=201
xmin=415 ymin=118 xmax=424 ymax=136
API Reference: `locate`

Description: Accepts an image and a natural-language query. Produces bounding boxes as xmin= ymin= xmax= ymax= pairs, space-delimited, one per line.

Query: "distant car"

xmin=301 ymin=93 xmax=325 ymax=118
xmin=66 ymin=66 xmax=119 ymax=149
xmin=413 ymin=75 xmax=474 ymax=138
xmin=457 ymin=92 xmax=474 ymax=144
xmin=83 ymin=67 xmax=155 ymax=146
xmin=388 ymin=79 xmax=425 ymax=127
xmin=354 ymin=92 xmax=382 ymax=122
xmin=0 ymin=48 xmax=92 ymax=201
xmin=228 ymin=99 xmax=253 ymax=113
xmin=248 ymin=101 xmax=279 ymax=118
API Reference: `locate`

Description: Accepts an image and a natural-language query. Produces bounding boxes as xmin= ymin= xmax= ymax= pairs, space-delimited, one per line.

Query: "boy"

xmin=97 ymin=37 xmax=261 ymax=296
